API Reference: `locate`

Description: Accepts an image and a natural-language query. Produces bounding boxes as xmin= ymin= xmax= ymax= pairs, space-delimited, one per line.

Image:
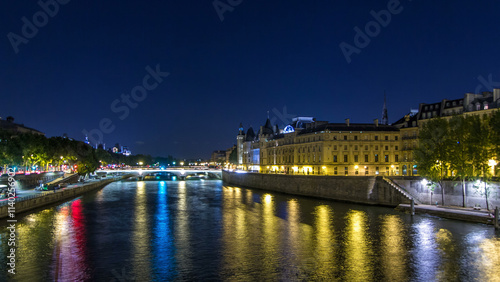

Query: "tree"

xmin=469 ymin=114 xmax=494 ymax=210
xmin=414 ymin=118 xmax=452 ymax=205
xmin=448 ymin=115 xmax=474 ymax=207
xmin=229 ymin=148 xmax=238 ymax=164
xmin=489 ymin=110 xmax=500 ymax=174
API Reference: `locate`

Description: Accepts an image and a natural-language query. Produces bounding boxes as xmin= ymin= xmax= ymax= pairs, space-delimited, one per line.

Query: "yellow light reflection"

xmin=284 ymin=199 xmax=301 ymax=277
xmin=221 ymin=186 xmax=252 ymax=280
xmin=246 ymin=190 xmax=252 ymax=203
xmin=175 ymin=180 xmax=192 ymax=275
xmin=264 ymin=194 xmax=272 ymax=205
xmin=262 ymin=193 xmax=278 ymax=279
xmin=478 ymin=238 xmax=500 ymax=281
xmin=435 ymin=229 xmax=458 ymax=281
xmin=380 ymin=215 xmax=407 ymax=280
xmin=312 ymin=205 xmax=335 ymax=279
xmin=15 ymin=209 xmax=57 ymax=281
xmin=133 ymin=181 xmax=151 ymax=280
xmin=344 ymin=210 xmax=373 ymax=281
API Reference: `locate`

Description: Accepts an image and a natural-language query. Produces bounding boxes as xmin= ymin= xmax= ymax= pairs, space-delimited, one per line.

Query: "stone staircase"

xmin=382 ymin=176 xmax=421 ymax=205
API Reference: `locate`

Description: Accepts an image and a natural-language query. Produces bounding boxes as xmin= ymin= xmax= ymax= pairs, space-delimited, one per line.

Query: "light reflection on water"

xmin=0 ymin=180 xmax=499 ymax=281
xmin=380 ymin=215 xmax=407 ymax=281
xmin=133 ymin=181 xmax=151 ymax=280
xmin=344 ymin=210 xmax=373 ymax=281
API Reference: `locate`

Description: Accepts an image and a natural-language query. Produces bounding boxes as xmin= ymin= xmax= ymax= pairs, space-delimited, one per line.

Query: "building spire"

xmin=381 ymin=92 xmax=388 ymax=125
xmin=238 ymin=122 xmax=244 ymax=135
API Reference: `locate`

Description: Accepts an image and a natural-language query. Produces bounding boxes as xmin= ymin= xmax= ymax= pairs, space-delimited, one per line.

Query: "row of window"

xmin=333 ymin=154 xmax=399 ymax=163
xmin=267 ymin=144 xmax=399 ymax=155
xmin=332 ymin=145 xmax=398 ymax=151
xmin=295 ymin=134 xmax=399 ymax=143
xmin=331 ymin=166 xmax=397 ymax=175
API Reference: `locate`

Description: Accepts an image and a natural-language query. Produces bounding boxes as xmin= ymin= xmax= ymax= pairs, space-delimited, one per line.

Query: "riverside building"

xmin=236 ymin=88 xmax=500 ymax=176
xmin=393 ymin=88 xmax=500 ymax=175
xmin=237 ymin=117 xmax=401 ymax=176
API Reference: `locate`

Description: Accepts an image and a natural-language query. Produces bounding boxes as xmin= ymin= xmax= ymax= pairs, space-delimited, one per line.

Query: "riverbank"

xmin=222 ymin=170 xmax=411 ymax=207
xmin=396 ymin=204 xmax=497 ymax=225
xmin=0 ymin=175 xmax=130 ymax=219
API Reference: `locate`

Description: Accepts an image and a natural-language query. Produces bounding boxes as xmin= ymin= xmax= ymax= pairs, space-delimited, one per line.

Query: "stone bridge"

xmin=100 ymin=168 xmax=222 ymax=180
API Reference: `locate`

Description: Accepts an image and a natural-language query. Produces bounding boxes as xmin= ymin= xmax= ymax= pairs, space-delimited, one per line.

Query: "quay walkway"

xmin=397 ymin=204 xmax=497 ymax=225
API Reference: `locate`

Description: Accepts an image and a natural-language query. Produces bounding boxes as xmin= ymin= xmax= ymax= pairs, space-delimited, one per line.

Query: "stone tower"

xmin=237 ymin=123 xmax=245 ymax=165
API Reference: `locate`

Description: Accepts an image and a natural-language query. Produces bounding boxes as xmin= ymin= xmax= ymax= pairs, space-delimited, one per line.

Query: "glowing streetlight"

xmin=489 ymin=159 xmax=497 ymax=176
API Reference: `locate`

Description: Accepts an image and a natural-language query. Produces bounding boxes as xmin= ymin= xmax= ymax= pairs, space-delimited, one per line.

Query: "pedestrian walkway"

xmin=397 ymin=203 xmax=496 ymax=225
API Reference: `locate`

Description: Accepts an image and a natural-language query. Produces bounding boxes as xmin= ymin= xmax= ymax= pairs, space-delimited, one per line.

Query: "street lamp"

xmin=488 ymin=159 xmax=497 ymax=176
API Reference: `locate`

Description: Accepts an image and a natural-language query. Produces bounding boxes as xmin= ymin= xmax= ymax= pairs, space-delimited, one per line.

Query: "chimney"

xmin=374 ymin=119 xmax=379 ymax=127
xmin=345 ymin=118 xmax=350 ymax=127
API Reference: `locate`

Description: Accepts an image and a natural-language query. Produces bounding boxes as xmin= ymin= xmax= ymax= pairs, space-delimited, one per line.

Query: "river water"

xmin=1 ymin=180 xmax=499 ymax=281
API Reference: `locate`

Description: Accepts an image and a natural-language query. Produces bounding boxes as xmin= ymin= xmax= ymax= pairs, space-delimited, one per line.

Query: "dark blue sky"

xmin=1 ymin=0 xmax=499 ymax=159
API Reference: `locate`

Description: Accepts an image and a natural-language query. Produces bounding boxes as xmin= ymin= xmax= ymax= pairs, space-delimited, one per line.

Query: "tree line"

xmin=415 ymin=110 xmax=500 ymax=209
xmin=0 ymin=130 xmax=178 ymax=177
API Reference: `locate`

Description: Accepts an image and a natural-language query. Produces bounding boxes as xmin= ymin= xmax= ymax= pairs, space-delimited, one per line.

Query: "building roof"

xmin=393 ymin=112 xmax=419 ymax=128
xmin=0 ymin=118 xmax=45 ymax=136
xmin=245 ymin=127 xmax=256 ymax=141
xmin=296 ymin=123 xmax=399 ymax=135
xmin=261 ymin=118 xmax=274 ymax=135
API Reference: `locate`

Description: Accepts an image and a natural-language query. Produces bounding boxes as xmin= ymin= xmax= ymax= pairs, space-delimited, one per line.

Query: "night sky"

xmin=1 ymin=0 xmax=499 ymax=159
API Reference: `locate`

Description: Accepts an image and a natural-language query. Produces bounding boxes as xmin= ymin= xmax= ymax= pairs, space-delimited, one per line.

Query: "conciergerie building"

xmin=235 ymin=89 xmax=500 ymax=176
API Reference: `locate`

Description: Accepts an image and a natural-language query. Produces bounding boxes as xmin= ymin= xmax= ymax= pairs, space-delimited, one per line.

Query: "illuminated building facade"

xmin=237 ymin=117 xmax=401 ymax=176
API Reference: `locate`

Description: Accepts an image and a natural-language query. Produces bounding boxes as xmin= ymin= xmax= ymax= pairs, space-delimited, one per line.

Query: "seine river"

xmin=1 ymin=180 xmax=499 ymax=281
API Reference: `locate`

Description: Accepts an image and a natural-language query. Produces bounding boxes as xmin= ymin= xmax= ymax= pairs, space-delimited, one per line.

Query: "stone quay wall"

xmin=391 ymin=177 xmax=500 ymax=208
xmin=222 ymin=171 xmax=411 ymax=207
